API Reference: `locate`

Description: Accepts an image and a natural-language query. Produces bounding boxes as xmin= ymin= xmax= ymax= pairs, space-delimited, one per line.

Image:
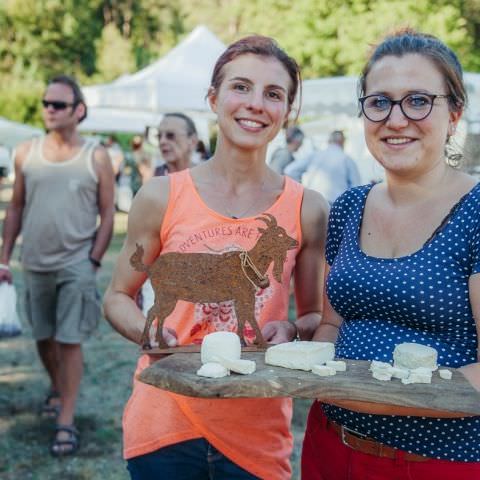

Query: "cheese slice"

xmin=211 ymin=355 xmax=256 ymax=375
xmin=326 ymin=360 xmax=347 ymax=372
xmin=201 ymin=331 xmax=241 ymax=365
xmin=369 ymin=360 xmax=391 ymax=371
xmin=401 ymin=370 xmax=432 ymax=384
xmin=265 ymin=341 xmax=335 ymax=371
xmin=312 ymin=365 xmax=336 ymax=376
xmin=389 ymin=366 xmax=409 ymax=380
xmin=196 ymin=362 xmax=230 ymax=378
xmin=393 ymin=343 xmax=438 ymax=371
xmin=372 ymin=370 xmax=392 ymax=381
xmin=439 ymin=369 xmax=452 ymax=380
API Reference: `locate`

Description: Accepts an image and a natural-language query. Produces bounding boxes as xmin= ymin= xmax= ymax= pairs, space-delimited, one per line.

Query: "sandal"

xmin=41 ymin=390 xmax=61 ymax=419
xmin=50 ymin=424 xmax=79 ymax=457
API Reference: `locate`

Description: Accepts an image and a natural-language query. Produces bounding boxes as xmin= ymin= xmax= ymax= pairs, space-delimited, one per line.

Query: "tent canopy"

xmin=79 ymin=108 xmax=162 ymax=134
xmin=83 ymin=25 xmax=226 ymax=115
xmin=0 ymin=117 xmax=42 ymax=148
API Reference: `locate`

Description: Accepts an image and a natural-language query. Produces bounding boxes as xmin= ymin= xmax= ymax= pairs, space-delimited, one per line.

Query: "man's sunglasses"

xmin=41 ymin=99 xmax=77 ymax=110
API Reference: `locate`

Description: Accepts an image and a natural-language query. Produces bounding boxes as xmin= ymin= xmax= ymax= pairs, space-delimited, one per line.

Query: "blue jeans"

xmin=127 ymin=438 xmax=260 ymax=480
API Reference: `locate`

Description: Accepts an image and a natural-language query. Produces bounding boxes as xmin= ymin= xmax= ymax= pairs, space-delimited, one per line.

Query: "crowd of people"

xmin=0 ymin=27 xmax=479 ymax=480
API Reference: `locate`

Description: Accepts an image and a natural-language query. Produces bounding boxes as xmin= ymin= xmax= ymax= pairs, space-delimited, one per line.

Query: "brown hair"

xmin=48 ymin=74 xmax=87 ymax=123
xmin=359 ymin=28 xmax=466 ymax=112
xmin=209 ymin=35 xmax=301 ymax=113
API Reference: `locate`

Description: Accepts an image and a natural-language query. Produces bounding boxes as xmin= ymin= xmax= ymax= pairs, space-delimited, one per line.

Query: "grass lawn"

xmin=0 ymin=182 xmax=311 ymax=479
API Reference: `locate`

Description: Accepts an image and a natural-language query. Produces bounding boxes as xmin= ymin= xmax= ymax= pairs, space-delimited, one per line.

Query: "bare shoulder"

xmin=128 ymin=176 xmax=170 ymax=233
xmin=14 ymin=139 xmax=35 ymax=167
xmin=301 ymin=187 xmax=330 ymax=224
xmin=300 ymin=187 xmax=330 ymax=245
xmin=91 ymin=144 xmax=111 ymax=167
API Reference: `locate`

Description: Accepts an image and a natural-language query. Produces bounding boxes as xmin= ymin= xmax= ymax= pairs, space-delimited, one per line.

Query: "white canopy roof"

xmin=83 ymin=25 xmax=226 ymax=115
xmin=0 ymin=117 xmax=42 ymax=148
xmin=79 ymin=107 xmax=162 ymax=134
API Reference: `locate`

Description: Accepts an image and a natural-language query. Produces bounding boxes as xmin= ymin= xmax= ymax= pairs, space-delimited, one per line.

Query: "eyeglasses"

xmin=358 ymin=93 xmax=451 ymax=122
xmin=41 ymin=99 xmax=76 ymax=110
xmin=157 ymin=131 xmax=177 ymax=141
xmin=157 ymin=130 xmax=189 ymax=141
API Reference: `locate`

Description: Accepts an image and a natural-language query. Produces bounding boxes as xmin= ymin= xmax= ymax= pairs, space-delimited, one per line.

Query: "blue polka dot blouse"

xmin=322 ymin=183 xmax=480 ymax=462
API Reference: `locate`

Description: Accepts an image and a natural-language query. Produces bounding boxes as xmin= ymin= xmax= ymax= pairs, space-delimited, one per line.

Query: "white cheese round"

xmin=393 ymin=343 xmax=438 ymax=371
xmin=201 ymin=332 xmax=241 ymax=365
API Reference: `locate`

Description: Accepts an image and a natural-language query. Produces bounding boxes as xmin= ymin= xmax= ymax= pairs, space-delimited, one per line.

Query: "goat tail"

xmin=130 ymin=243 xmax=149 ymax=273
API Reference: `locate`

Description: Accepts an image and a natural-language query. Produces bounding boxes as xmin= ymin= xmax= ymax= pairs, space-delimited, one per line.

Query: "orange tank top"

xmin=123 ymin=169 xmax=304 ymax=480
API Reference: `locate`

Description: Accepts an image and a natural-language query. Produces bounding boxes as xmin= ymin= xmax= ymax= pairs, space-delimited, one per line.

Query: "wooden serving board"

xmin=141 ymin=345 xmax=269 ymax=355
xmin=138 ymin=352 xmax=480 ymax=415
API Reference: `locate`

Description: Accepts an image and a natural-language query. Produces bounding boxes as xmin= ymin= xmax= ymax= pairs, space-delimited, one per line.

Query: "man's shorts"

xmin=23 ymin=259 xmax=101 ymax=343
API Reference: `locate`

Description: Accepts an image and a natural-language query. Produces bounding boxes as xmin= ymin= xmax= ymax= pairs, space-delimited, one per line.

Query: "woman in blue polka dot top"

xmin=302 ymin=29 xmax=480 ymax=480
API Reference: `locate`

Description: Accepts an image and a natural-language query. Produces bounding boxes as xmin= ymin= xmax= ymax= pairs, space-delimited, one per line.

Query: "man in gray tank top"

xmin=0 ymin=75 xmax=115 ymax=457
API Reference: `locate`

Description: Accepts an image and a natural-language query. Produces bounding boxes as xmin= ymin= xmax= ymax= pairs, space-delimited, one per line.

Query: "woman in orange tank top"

xmin=104 ymin=35 xmax=329 ymax=480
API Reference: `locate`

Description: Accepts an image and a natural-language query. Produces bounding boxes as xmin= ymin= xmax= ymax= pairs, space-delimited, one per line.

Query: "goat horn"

xmin=255 ymin=213 xmax=277 ymax=227
xmin=255 ymin=215 xmax=272 ymax=227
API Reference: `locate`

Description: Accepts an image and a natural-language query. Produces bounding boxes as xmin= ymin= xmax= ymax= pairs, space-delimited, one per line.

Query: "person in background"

xmin=302 ymin=130 xmax=361 ymax=204
xmin=104 ymin=134 xmax=125 ymax=183
xmin=269 ymin=125 xmax=304 ymax=175
xmin=193 ymin=139 xmax=211 ymax=163
xmin=0 ymin=75 xmax=115 ymax=457
xmin=0 ymin=144 xmax=10 ymax=184
xmin=128 ymin=135 xmax=151 ymax=196
xmin=103 ymin=35 xmax=328 ymax=479
xmin=303 ymin=29 xmax=480 ymax=480
xmin=153 ymin=112 xmax=198 ymax=176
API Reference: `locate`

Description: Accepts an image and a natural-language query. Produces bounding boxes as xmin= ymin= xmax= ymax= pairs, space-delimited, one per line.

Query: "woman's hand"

xmin=459 ymin=362 xmax=480 ymax=392
xmin=0 ymin=266 xmax=12 ymax=284
xmin=261 ymin=321 xmax=297 ymax=344
xmin=162 ymin=327 xmax=178 ymax=348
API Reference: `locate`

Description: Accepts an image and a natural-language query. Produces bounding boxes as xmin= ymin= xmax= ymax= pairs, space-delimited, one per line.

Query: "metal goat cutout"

xmin=130 ymin=213 xmax=298 ymax=349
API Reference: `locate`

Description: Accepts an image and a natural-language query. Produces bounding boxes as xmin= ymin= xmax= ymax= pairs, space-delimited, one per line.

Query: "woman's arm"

xmin=294 ymin=189 xmax=329 ymax=339
xmin=261 ymin=188 xmax=329 ymax=344
xmin=459 ymin=273 xmax=480 ymax=391
xmin=312 ymin=265 xmax=343 ymax=343
xmin=103 ymin=177 xmax=171 ymax=345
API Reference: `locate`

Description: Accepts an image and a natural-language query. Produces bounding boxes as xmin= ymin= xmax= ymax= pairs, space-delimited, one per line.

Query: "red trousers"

xmin=301 ymin=401 xmax=480 ymax=480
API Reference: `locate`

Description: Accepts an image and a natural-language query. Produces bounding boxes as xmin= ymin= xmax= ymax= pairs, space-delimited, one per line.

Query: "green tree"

xmin=95 ymin=23 xmax=136 ymax=82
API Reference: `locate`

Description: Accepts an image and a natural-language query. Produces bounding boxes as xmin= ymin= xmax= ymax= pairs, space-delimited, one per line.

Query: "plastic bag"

xmin=0 ymin=283 xmax=22 ymax=338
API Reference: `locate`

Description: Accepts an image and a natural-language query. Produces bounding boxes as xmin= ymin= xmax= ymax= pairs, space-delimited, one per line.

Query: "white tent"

xmin=82 ymin=25 xmax=226 ymax=118
xmin=0 ymin=117 xmax=42 ymax=148
xmin=79 ymin=107 xmax=162 ymax=134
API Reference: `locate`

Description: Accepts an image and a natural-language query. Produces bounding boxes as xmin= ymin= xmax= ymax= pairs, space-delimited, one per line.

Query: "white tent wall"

xmin=82 ymin=26 xmax=225 ymax=116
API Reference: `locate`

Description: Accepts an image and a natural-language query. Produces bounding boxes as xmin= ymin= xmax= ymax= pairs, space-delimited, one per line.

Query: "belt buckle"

xmin=340 ymin=425 xmax=369 ymax=448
